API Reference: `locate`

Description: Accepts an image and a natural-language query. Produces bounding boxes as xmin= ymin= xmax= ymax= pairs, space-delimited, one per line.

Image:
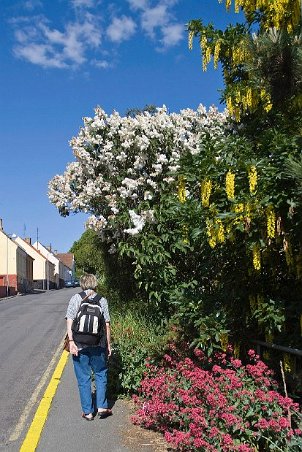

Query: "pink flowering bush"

xmin=132 ymin=348 xmax=302 ymax=451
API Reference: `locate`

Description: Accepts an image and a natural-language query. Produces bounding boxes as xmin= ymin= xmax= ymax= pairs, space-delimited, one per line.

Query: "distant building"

xmin=14 ymin=237 xmax=55 ymax=290
xmin=55 ymin=253 xmax=75 ymax=282
xmin=0 ymin=225 xmax=34 ymax=297
xmin=33 ymin=242 xmax=71 ymax=288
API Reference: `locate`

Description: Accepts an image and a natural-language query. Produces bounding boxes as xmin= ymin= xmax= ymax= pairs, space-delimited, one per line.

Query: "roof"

xmin=15 ymin=237 xmax=48 ymax=260
xmin=55 ymin=253 xmax=74 ymax=270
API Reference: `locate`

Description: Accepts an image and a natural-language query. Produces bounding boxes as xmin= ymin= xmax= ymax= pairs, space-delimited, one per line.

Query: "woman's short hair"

xmin=80 ymin=274 xmax=98 ymax=290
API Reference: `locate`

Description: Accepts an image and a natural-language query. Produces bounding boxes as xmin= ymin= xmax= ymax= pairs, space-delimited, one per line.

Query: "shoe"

xmin=97 ymin=409 xmax=112 ymax=419
xmin=82 ymin=413 xmax=94 ymax=421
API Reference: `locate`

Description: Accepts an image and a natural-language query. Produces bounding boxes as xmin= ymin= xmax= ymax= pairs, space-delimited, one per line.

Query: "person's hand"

xmin=69 ymin=341 xmax=78 ymax=356
xmin=107 ymin=344 xmax=112 ymax=358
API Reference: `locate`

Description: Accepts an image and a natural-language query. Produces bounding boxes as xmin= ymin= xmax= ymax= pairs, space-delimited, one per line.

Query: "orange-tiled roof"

xmin=56 ymin=253 xmax=74 ymax=270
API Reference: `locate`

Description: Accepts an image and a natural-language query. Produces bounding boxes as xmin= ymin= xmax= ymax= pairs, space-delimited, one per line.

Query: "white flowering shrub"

xmin=48 ymin=105 xmax=227 ymax=240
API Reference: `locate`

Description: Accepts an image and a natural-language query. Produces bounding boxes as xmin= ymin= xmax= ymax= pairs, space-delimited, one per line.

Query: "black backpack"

xmin=72 ymin=291 xmax=106 ymax=345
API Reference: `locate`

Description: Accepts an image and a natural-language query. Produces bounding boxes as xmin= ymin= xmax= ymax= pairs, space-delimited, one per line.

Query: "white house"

xmin=0 ymin=228 xmax=34 ymax=296
xmin=14 ymin=237 xmax=55 ymax=290
xmin=32 ymin=241 xmax=71 ymax=288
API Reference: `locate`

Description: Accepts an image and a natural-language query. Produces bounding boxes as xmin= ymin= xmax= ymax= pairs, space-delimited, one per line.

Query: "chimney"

xmin=25 ymin=237 xmax=32 ymax=245
xmin=0 ymin=219 xmax=3 ymax=231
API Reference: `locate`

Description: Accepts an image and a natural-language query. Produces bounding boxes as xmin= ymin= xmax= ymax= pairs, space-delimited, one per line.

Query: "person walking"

xmin=66 ymin=274 xmax=112 ymax=420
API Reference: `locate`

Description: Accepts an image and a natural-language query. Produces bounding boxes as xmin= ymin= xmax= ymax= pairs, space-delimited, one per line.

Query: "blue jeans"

xmin=72 ymin=346 xmax=108 ymax=414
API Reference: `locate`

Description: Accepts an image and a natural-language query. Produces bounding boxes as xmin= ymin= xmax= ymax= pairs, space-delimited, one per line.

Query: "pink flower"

xmin=238 ymin=444 xmax=252 ymax=452
xmin=222 ymin=433 xmax=234 ymax=446
xmin=209 ymin=427 xmax=220 ymax=438
xmin=278 ymin=417 xmax=290 ymax=429
xmin=133 ymin=343 xmax=301 ymax=451
xmin=163 ymin=354 xmax=172 ymax=363
xmin=193 ymin=348 xmax=205 ymax=359
xmin=231 ymin=358 xmax=242 ymax=368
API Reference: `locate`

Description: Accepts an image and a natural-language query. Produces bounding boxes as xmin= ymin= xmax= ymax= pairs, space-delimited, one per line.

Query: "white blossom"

xmin=48 ymin=104 xmax=228 ymax=238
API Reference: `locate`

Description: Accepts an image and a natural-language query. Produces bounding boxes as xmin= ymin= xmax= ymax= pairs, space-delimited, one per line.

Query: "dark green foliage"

xmin=125 ymin=104 xmax=158 ymax=118
xmin=70 ymin=229 xmax=105 ymax=277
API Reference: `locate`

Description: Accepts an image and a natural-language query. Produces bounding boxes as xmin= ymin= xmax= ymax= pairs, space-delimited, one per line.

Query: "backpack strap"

xmin=92 ymin=294 xmax=102 ymax=303
xmin=79 ymin=291 xmax=102 ymax=305
xmin=78 ymin=291 xmax=92 ymax=304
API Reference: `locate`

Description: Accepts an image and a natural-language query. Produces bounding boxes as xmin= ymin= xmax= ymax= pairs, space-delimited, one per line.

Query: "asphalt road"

xmin=0 ymin=288 xmax=77 ymax=450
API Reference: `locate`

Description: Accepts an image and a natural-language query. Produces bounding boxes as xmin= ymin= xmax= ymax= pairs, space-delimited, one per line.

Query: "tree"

xmin=188 ymin=0 xmax=302 ymax=128
xmin=70 ymin=229 xmax=105 ymax=277
xmin=125 ymin=104 xmax=158 ymax=118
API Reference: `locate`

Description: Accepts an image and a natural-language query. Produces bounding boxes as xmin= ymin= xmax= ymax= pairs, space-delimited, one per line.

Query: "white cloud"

xmin=13 ymin=14 xmax=102 ymax=68
xmin=127 ymin=0 xmax=183 ymax=48
xmin=14 ymin=43 xmax=67 ymax=68
xmin=92 ymin=59 xmax=111 ymax=69
xmin=141 ymin=4 xmax=170 ymax=37
xmin=71 ymin=0 xmax=94 ymax=8
xmin=24 ymin=0 xmax=42 ymax=10
xmin=11 ymin=0 xmax=183 ymax=70
xmin=107 ymin=16 xmax=136 ymax=43
xmin=161 ymin=23 xmax=183 ymax=48
xmin=127 ymin=0 xmax=149 ymax=10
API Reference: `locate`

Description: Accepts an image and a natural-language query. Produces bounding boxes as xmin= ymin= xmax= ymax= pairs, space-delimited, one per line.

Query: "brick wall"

xmin=0 ymin=274 xmax=17 ymax=297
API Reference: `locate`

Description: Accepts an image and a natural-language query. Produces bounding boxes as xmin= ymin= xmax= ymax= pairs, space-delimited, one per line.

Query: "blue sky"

xmin=0 ymin=0 xmax=241 ymax=252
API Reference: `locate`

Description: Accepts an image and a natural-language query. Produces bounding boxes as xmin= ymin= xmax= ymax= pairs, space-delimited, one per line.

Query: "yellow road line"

xmin=9 ymin=337 xmax=66 ymax=442
xmin=20 ymin=350 xmax=69 ymax=452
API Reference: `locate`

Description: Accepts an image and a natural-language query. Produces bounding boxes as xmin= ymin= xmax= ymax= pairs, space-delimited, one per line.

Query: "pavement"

xmin=34 ymin=355 xmax=168 ymax=452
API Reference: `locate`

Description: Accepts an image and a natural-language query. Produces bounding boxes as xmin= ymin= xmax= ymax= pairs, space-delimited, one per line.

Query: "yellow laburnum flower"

xmin=263 ymin=350 xmax=270 ymax=361
xmin=245 ymin=202 xmax=252 ymax=225
xmin=234 ymin=342 xmax=240 ymax=358
xmin=264 ymin=101 xmax=272 ymax=112
xmin=248 ymin=166 xmax=257 ymax=194
xmin=292 ymin=0 xmax=301 ymax=28
xmin=200 ymin=35 xmax=207 ymax=50
xmin=260 ymin=88 xmax=267 ymax=101
xmin=234 ymin=108 xmax=241 ymax=122
xmin=188 ymin=30 xmax=194 ymax=50
xmin=260 ymin=88 xmax=273 ymax=112
xmin=232 ymin=46 xmax=243 ymax=66
xmin=226 ymin=96 xmax=233 ymax=115
xmin=214 ymin=39 xmax=221 ymax=69
xmin=283 ymin=353 xmax=295 ymax=374
xmin=202 ymin=46 xmax=212 ymax=72
xmin=246 ymin=87 xmax=253 ymax=109
xmin=220 ymin=333 xmax=229 ymax=351
xmin=266 ymin=205 xmax=276 ymax=239
xmin=178 ymin=176 xmax=186 ymax=203
xmin=253 ymin=244 xmax=261 ymax=271
xmin=216 ymin=218 xmax=225 ymax=243
xmin=200 ymin=36 xmax=208 ymax=72
xmin=235 ymin=89 xmax=241 ymax=104
xmin=225 ymin=0 xmax=232 ymax=10
xmin=206 ymin=219 xmax=217 ymax=249
xmin=234 ymin=203 xmax=244 ymax=213
xmin=182 ymin=224 xmax=189 ymax=245
xmin=201 ymin=179 xmax=212 ymax=207
xmin=233 ymin=203 xmax=244 ymax=226
xmin=226 ymin=171 xmax=235 ymax=200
